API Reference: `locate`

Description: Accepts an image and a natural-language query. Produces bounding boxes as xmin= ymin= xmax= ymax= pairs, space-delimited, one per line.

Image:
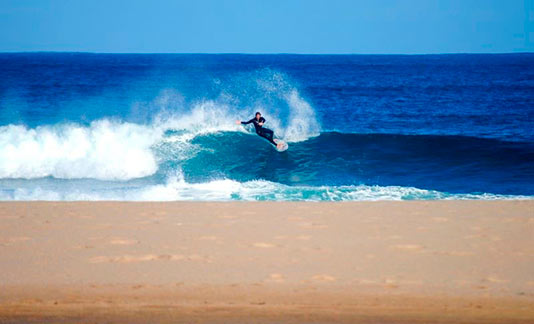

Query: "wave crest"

xmin=0 ymin=120 xmax=160 ymax=180
xmin=0 ymin=96 xmax=320 ymax=181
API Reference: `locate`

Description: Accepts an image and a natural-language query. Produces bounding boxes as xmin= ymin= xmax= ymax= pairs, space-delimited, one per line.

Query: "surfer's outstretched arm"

xmin=238 ymin=118 xmax=255 ymax=125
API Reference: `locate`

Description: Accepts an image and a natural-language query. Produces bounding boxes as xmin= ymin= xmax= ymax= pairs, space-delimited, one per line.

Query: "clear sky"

xmin=1 ymin=0 xmax=533 ymax=54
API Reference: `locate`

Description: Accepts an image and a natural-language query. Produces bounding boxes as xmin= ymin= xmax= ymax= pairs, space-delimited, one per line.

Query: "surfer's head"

xmin=255 ymin=112 xmax=261 ymax=120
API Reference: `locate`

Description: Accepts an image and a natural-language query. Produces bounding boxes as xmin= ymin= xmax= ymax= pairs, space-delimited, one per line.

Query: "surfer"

xmin=236 ymin=112 xmax=283 ymax=149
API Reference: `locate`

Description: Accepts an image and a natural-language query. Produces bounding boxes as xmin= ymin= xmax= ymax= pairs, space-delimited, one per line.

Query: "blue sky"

xmin=0 ymin=0 xmax=532 ymax=53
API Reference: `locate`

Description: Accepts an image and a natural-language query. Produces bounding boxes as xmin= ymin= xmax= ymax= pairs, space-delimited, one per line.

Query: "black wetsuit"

xmin=241 ymin=117 xmax=277 ymax=146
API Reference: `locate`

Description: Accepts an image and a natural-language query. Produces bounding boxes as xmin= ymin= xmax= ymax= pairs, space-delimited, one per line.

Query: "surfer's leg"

xmin=258 ymin=130 xmax=277 ymax=146
xmin=263 ymin=129 xmax=278 ymax=146
xmin=261 ymin=134 xmax=277 ymax=146
xmin=263 ymin=128 xmax=274 ymax=140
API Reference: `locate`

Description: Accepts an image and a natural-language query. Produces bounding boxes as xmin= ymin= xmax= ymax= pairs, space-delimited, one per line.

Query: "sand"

xmin=0 ymin=201 xmax=533 ymax=323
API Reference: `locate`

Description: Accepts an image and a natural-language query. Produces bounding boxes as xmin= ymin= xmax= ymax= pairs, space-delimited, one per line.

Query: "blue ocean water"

xmin=0 ymin=53 xmax=533 ymax=200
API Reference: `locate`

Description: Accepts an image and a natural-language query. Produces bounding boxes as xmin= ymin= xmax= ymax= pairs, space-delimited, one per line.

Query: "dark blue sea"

xmin=0 ymin=53 xmax=533 ymax=200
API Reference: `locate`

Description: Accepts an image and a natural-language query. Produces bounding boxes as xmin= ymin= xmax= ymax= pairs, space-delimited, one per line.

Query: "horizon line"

xmin=1 ymin=50 xmax=533 ymax=56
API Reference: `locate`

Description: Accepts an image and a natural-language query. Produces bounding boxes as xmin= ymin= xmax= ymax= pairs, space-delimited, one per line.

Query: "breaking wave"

xmin=0 ymin=73 xmax=320 ymax=181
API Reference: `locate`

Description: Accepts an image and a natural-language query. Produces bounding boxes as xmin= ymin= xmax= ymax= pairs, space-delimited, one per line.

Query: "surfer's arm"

xmin=240 ymin=118 xmax=254 ymax=125
xmin=258 ymin=117 xmax=265 ymax=126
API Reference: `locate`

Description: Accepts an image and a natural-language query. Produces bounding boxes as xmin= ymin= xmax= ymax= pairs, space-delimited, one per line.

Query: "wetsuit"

xmin=241 ymin=117 xmax=277 ymax=146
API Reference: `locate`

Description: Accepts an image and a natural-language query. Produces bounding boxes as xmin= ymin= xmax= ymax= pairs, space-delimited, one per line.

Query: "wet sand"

xmin=0 ymin=201 xmax=533 ymax=323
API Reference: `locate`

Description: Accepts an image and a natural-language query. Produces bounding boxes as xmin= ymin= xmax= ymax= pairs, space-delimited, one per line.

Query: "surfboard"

xmin=273 ymin=139 xmax=288 ymax=152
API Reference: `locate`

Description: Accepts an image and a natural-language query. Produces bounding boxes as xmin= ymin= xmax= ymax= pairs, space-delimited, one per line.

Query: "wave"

xmin=0 ymin=78 xmax=320 ymax=180
xmin=2 ymin=125 xmax=533 ymax=197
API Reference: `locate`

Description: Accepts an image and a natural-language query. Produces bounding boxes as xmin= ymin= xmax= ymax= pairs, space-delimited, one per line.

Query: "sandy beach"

xmin=0 ymin=201 xmax=533 ymax=323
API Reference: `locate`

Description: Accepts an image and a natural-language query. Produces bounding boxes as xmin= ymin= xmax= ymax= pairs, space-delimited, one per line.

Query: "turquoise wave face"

xmin=0 ymin=53 xmax=533 ymax=200
xmin=176 ymin=132 xmax=534 ymax=196
xmin=1 ymin=128 xmax=532 ymax=201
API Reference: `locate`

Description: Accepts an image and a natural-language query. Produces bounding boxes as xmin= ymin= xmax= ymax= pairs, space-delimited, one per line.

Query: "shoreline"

xmin=1 ymin=201 xmax=533 ymax=323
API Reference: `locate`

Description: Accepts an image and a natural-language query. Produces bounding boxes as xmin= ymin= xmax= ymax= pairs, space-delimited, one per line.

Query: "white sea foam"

xmin=1 ymin=173 xmax=529 ymax=201
xmin=0 ymin=120 xmax=161 ymax=180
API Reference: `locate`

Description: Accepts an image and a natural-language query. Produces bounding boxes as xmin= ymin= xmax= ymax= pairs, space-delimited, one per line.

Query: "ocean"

xmin=0 ymin=53 xmax=532 ymax=201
